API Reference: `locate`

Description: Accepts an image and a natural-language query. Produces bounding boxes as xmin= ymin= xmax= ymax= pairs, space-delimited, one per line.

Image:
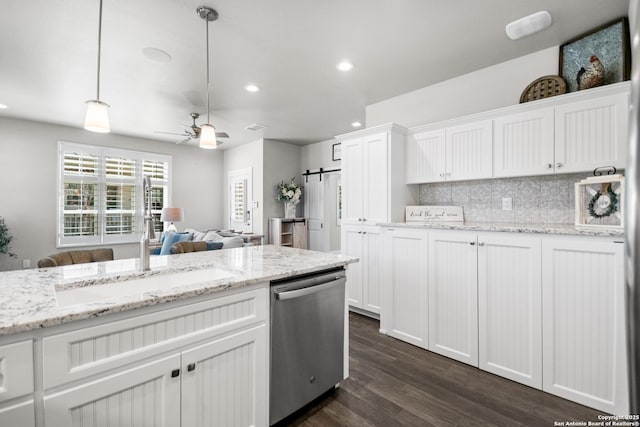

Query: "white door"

xmin=428 ymin=231 xmax=479 ymax=366
xmin=362 ymin=132 xmax=388 ymax=225
xmin=341 ymin=225 xmax=363 ymax=309
xmin=542 ymin=238 xmax=628 ymax=414
xmin=493 ymin=108 xmax=555 ymax=177
xmin=44 ymin=354 xmax=181 ymax=426
xmin=381 ymin=227 xmax=429 ymax=349
xmin=554 ymin=93 xmax=629 ymax=173
xmin=478 ymin=234 xmax=542 ymax=389
xmin=406 ymin=129 xmax=446 ymax=183
xmin=445 ymin=120 xmax=493 ymax=181
xmin=228 ymin=168 xmax=253 ymax=233
xmin=304 ymin=174 xmax=327 ymax=251
xmin=362 ymin=226 xmax=382 ymax=314
xmin=341 ymin=138 xmax=364 ymax=225
xmin=181 ymin=325 xmax=268 ymax=427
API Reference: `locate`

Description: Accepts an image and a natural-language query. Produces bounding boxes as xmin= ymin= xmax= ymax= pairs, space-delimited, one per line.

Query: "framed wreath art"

xmin=574 ymin=169 xmax=624 ymax=231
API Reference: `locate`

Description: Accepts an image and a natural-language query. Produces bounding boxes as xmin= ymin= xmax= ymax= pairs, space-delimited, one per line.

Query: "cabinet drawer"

xmin=0 ymin=340 xmax=34 ymax=403
xmin=43 ymin=287 xmax=267 ymax=390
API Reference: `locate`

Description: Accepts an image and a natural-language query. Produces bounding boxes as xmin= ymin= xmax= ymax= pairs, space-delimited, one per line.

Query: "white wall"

xmin=263 ymin=140 xmax=302 ymax=242
xmin=0 ymin=116 xmax=224 ymax=271
xmin=366 ymin=46 xmax=559 ymax=127
xmin=222 ymin=139 xmax=264 ymax=234
xmin=300 ymin=138 xmax=341 ymax=172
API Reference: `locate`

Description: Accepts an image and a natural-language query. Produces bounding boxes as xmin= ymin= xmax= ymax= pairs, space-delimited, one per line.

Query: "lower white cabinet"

xmin=428 ymin=231 xmax=479 ymax=366
xmin=342 ymin=225 xmax=381 ymax=314
xmin=0 ymin=401 xmax=35 ymax=427
xmin=380 ymin=227 xmax=428 ymax=348
xmin=478 ymin=234 xmax=542 ymax=389
xmin=542 ymin=238 xmax=628 ymax=415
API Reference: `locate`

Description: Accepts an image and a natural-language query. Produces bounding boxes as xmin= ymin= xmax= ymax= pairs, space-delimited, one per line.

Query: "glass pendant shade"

xmin=84 ymin=100 xmax=110 ymax=133
xmin=199 ymin=123 xmax=217 ymax=149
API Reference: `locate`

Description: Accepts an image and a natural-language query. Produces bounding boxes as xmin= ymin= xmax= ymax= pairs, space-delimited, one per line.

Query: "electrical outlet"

xmin=22 ymin=259 xmax=31 ymax=269
xmin=502 ymin=197 xmax=513 ymax=211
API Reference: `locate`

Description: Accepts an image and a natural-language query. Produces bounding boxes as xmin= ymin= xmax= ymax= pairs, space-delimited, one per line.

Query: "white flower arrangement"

xmin=276 ymin=178 xmax=302 ymax=204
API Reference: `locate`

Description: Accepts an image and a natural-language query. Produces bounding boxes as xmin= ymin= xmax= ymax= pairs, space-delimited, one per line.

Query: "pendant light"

xmin=197 ymin=6 xmax=218 ymax=149
xmin=84 ymin=0 xmax=110 ymax=133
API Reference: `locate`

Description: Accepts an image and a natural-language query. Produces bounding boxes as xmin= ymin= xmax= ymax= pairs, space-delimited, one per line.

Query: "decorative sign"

xmin=405 ymin=206 xmax=464 ymax=223
xmin=575 ymin=174 xmax=624 ymax=231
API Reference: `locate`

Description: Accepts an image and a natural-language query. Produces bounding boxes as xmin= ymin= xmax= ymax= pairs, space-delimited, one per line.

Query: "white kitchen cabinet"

xmin=342 ymin=225 xmax=381 ymax=314
xmin=554 ymin=92 xmax=628 ymax=173
xmin=493 ymin=107 xmax=555 ymax=177
xmin=380 ymin=227 xmax=429 ymax=349
xmin=445 ymin=120 xmax=493 ymax=181
xmin=181 ymin=325 xmax=267 ymax=427
xmin=478 ymin=234 xmax=542 ymax=389
xmin=0 ymin=340 xmax=33 ymax=403
xmin=0 ymin=401 xmax=35 ymax=427
xmin=428 ymin=231 xmax=478 ymax=366
xmin=338 ymin=123 xmax=411 ymax=226
xmin=406 ymin=129 xmax=445 ymax=183
xmin=44 ymin=353 xmax=182 ymax=426
xmin=542 ymin=238 xmax=628 ymax=414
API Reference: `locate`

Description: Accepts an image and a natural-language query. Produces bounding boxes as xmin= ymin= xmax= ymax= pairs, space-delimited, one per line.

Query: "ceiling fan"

xmin=155 ymin=112 xmax=229 ymax=145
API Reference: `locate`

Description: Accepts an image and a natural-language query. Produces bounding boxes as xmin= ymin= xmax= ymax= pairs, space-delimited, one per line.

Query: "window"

xmin=58 ymin=142 xmax=171 ymax=247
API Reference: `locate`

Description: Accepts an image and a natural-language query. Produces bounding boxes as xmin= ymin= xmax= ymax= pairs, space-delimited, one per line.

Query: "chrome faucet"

xmin=140 ymin=175 xmax=156 ymax=271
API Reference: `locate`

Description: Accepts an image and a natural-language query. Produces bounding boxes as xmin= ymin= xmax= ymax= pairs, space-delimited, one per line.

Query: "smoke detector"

xmin=245 ymin=123 xmax=267 ymax=132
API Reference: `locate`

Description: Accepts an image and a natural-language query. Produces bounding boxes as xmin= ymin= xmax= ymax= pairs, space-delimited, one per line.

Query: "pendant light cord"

xmin=205 ymin=9 xmax=211 ymax=123
xmin=96 ymin=0 xmax=104 ymax=101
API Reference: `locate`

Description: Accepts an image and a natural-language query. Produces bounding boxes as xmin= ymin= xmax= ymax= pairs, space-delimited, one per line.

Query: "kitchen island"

xmin=0 ymin=245 xmax=356 ymax=427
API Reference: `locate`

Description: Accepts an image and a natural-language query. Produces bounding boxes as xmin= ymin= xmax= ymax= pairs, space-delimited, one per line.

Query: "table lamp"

xmin=161 ymin=207 xmax=184 ymax=232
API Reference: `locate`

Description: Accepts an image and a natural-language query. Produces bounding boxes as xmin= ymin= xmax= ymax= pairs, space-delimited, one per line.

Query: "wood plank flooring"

xmin=280 ymin=313 xmax=603 ymax=427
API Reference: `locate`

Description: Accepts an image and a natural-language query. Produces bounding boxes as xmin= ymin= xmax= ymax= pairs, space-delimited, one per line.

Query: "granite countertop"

xmin=0 ymin=245 xmax=357 ymax=336
xmin=378 ymin=221 xmax=625 ymax=237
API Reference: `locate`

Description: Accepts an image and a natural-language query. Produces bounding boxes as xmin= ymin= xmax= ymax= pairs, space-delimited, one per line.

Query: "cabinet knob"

xmin=556 ymin=162 xmax=563 ymax=168
xmin=363 ymin=232 xmax=367 ymax=235
xmin=439 ymin=173 xmax=445 ymax=177
xmin=469 ymin=241 xmax=476 ymax=246
xmin=478 ymin=242 xmax=485 ymax=246
xmin=546 ymin=163 xmax=553 ymax=169
xmin=187 ymin=363 xmax=196 ymax=372
xmin=171 ymin=369 xmax=180 ymax=378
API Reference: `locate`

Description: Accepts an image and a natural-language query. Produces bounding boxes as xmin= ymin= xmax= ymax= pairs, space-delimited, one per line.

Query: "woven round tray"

xmin=520 ymin=75 xmax=567 ymax=103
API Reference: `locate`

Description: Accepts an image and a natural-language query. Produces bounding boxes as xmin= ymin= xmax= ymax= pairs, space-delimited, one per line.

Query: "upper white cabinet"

xmin=554 ymin=92 xmax=629 ymax=173
xmin=407 ymin=120 xmax=492 ymax=183
xmin=493 ymin=107 xmax=555 ymax=177
xmin=407 ymin=82 xmax=630 ymax=183
xmin=542 ymin=238 xmax=627 ymax=415
xmin=338 ymin=123 xmax=413 ymax=226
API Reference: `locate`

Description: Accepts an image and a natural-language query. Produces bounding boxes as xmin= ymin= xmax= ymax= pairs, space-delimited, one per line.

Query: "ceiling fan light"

xmin=84 ymin=100 xmax=110 ymax=133
xmin=199 ymin=123 xmax=217 ymax=149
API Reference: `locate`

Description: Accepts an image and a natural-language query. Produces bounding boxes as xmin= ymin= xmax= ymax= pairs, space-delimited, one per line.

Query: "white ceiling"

xmin=0 ymin=0 xmax=629 ymax=149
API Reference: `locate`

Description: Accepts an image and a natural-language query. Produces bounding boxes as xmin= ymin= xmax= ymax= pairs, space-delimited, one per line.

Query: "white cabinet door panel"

xmin=0 ymin=400 xmax=35 ymax=427
xmin=478 ymin=234 xmax=542 ymax=389
xmin=342 ymin=225 xmax=363 ymax=309
xmin=341 ymin=138 xmax=364 ymax=225
xmin=181 ymin=325 xmax=268 ymax=427
xmin=381 ymin=228 xmax=429 ymax=348
xmin=445 ymin=120 xmax=493 ymax=181
xmin=542 ymin=239 xmax=627 ymax=414
xmin=554 ymin=93 xmax=629 ymax=173
xmin=407 ymin=129 xmax=446 ymax=183
xmin=362 ymin=227 xmax=382 ymax=314
xmin=363 ymin=132 xmax=388 ymax=224
xmin=428 ymin=232 xmax=478 ymax=366
xmin=493 ymin=108 xmax=555 ymax=177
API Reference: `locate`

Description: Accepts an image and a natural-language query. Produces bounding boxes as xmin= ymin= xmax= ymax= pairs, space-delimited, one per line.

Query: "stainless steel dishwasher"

xmin=270 ymin=267 xmax=346 ymax=425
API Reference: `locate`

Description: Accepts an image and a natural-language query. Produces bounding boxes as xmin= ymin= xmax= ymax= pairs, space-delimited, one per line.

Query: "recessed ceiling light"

xmin=0 ymin=104 xmax=7 ymax=109
xmin=245 ymin=84 xmax=260 ymax=93
xmin=351 ymin=121 xmax=362 ymax=128
xmin=142 ymin=47 xmax=172 ymax=63
xmin=337 ymin=60 xmax=354 ymax=72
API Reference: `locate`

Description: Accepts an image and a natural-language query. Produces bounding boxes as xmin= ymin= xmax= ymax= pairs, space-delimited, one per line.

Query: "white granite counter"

xmin=0 ymin=245 xmax=357 ymax=336
xmin=378 ymin=221 xmax=625 ymax=237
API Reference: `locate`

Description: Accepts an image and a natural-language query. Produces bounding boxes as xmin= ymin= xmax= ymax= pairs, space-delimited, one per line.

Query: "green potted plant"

xmin=0 ymin=217 xmax=16 ymax=258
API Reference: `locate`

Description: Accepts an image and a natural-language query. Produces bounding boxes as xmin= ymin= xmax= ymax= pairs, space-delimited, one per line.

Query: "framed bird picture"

xmin=559 ymin=17 xmax=630 ymax=93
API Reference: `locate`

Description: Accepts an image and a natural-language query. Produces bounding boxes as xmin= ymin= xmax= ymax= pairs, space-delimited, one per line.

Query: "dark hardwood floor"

xmin=282 ymin=312 xmax=603 ymax=427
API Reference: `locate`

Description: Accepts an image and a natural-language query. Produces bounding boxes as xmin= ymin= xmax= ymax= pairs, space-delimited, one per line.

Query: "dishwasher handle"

xmin=274 ymin=277 xmax=344 ymax=301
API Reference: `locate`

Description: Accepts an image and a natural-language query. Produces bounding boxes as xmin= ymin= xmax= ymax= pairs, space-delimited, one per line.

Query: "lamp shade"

xmin=199 ymin=123 xmax=218 ymax=149
xmin=160 ymin=207 xmax=184 ymax=223
xmin=84 ymin=100 xmax=111 ymax=133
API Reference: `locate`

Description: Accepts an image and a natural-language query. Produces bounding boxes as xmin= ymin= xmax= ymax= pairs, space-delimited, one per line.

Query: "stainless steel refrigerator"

xmin=628 ymin=0 xmax=640 ymax=414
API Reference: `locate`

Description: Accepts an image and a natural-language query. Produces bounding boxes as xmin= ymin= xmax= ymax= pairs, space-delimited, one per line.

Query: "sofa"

xmin=155 ymin=229 xmax=245 ymax=256
xmin=37 ymin=248 xmax=114 ymax=268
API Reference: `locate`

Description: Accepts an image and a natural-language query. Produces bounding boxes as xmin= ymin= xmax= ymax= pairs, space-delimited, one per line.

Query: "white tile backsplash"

xmin=418 ymin=173 xmax=587 ymax=224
